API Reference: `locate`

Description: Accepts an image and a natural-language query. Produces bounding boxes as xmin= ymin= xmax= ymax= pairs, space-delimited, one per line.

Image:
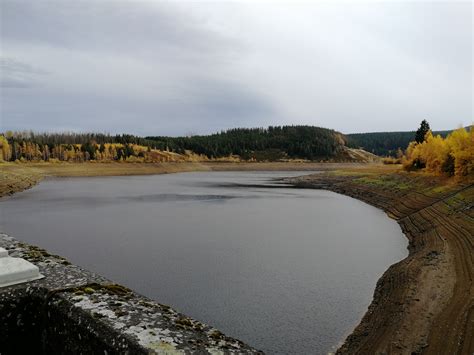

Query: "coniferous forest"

xmin=346 ymin=129 xmax=452 ymax=157
xmin=147 ymin=126 xmax=345 ymax=160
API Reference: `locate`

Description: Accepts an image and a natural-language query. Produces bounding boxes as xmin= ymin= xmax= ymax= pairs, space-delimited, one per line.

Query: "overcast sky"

xmin=1 ymin=0 xmax=472 ymax=136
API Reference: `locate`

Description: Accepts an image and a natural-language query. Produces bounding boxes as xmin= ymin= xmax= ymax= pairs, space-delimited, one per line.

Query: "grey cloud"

xmin=1 ymin=1 xmax=242 ymax=62
xmin=0 ymin=57 xmax=49 ymax=88
xmin=1 ymin=77 xmax=274 ymax=135
xmin=358 ymin=2 xmax=472 ymax=75
xmin=0 ymin=1 xmax=472 ymax=134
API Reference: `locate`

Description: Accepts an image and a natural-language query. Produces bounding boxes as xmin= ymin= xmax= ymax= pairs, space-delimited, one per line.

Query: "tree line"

xmin=346 ymin=129 xmax=452 ymax=157
xmin=146 ymin=126 xmax=345 ymax=160
xmin=0 ymin=126 xmax=346 ymax=162
xmin=3 ymin=124 xmax=469 ymax=173
xmin=0 ymin=131 xmax=174 ymax=162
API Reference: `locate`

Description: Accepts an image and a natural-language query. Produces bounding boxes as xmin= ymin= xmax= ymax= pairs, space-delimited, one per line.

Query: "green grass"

xmin=330 ymin=170 xmax=367 ymax=177
xmin=354 ymin=176 xmax=411 ymax=190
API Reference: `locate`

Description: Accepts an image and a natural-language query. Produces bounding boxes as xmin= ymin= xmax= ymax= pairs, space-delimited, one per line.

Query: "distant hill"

xmin=346 ymin=129 xmax=452 ymax=157
xmin=147 ymin=126 xmax=349 ymax=161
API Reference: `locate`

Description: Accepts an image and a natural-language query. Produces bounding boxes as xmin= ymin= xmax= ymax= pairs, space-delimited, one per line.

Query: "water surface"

xmin=0 ymin=171 xmax=407 ymax=354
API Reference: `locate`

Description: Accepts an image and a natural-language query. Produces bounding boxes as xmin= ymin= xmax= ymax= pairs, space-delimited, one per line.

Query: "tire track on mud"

xmin=289 ymin=173 xmax=473 ymax=355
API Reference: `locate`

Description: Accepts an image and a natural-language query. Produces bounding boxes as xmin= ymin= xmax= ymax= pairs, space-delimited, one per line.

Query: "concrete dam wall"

xmin=0 ymin=233 xmax=261 ymax=354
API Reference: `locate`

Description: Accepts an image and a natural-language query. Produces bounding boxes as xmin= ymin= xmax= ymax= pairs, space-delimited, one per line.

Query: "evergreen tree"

xmin=415 ymin=120 xmax=431 ymax=144
xmin=81 ymin=141 xmax=96 ymax=160
xmin=124 ymin=144 xmax=135 ymax=158
xmin=116 ymin=147 xmax=124 ymax=160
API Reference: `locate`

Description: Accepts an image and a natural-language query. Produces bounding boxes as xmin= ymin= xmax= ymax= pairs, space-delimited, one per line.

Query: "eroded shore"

xmin=287 ymin=170 xmax=473 ymax=354
xmin=1 ymin=162 xmax=472 ymax=354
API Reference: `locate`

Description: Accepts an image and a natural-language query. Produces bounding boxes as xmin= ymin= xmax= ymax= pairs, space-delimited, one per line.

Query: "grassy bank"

xmin=288 ymin=168 xmax=473 ymax=354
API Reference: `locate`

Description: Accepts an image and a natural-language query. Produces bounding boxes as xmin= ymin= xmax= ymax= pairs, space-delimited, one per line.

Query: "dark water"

xmin=0 ymin=171 xmax=407 ymax=354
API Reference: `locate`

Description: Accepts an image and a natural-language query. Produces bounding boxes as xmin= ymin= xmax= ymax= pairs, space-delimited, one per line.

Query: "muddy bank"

xmin=287 ymin=171 xmax=473 ymax=354
xmin=0 ymin=162 xmax=212 ymax=198
xmin=0 ymin=161 xmax=372 ymax=198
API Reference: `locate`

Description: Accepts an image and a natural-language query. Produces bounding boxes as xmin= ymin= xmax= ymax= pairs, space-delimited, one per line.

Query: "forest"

xmin=0 ymin=126 xmax=346 ymax=162
xmin=0 ymin=131 xmax=177 ymax=163
xmin=346 ymin=129 xmax=452 ymax=157
xmin=146 ymin=126 xmax=345 ymax=160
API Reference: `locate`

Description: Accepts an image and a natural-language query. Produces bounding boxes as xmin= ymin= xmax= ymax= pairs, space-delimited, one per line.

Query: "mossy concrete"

xmin=0 ymin=233 xmax=262 ymax=354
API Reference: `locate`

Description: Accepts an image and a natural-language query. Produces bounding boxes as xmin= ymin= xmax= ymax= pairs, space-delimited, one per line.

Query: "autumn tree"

xmin=446 ymin=127 xmax=474 ymax=176
xmin=0 ymin=136 xmax=11 ymax=161
xmin=404 ymin=126 xmax=473 ymax=177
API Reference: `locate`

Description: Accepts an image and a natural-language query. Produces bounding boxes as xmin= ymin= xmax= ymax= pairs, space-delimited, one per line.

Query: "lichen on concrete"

xmin=0 ymin=233 xmax=262 ymax=354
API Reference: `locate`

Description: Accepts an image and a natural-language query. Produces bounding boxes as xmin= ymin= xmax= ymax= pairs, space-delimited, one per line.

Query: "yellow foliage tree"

xmin=403 ymin=126 xmax=473 ymax=177
xmin=0 ymin=135 xmax=11 ymax=161
xmin=446 ymin=127 xmax=474 ymax=176
xmin=420 ymin=132 xmax=451 ymax=173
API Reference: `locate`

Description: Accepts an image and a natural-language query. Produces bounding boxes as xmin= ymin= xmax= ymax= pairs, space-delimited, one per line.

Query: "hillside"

xmin=147 ymin=126 xmax=347 ymax=161
xmin=346 ymin=129 xmax=452 ymax=157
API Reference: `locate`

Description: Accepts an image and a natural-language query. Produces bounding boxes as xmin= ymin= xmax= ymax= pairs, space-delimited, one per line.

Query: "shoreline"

xmin=1 ymin=162 xmax=472 ymax=353
xmin=0 ymin=161 xmax=372 ymax=198
xmin=287 ymin=171 xmax=473 ymax=354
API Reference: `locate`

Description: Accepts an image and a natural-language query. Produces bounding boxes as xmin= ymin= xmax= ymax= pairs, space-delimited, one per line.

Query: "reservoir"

xmin=0 ymin=171 xmax=407 ymax=354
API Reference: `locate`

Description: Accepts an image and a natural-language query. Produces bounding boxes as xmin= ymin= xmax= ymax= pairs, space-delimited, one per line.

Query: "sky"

xmin=0 ymin=0 xmax=472 ymax=136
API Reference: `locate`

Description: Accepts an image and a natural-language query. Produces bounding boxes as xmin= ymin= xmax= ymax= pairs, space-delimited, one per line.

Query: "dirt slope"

xmin=288 ymin=170 xmax=473 ymax=355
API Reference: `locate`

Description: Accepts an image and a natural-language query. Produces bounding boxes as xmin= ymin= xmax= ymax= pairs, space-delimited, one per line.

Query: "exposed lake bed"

xmin=1 ymin=171 xmax=408 ymax=354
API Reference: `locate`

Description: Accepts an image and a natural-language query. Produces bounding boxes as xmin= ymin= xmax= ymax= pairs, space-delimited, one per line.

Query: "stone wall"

xmin=0 ymin=233 xmax=261 ymax=354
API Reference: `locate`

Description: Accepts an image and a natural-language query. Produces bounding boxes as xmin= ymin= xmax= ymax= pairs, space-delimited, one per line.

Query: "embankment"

xmin=287 ymin=170 xmax=473 ymax=354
